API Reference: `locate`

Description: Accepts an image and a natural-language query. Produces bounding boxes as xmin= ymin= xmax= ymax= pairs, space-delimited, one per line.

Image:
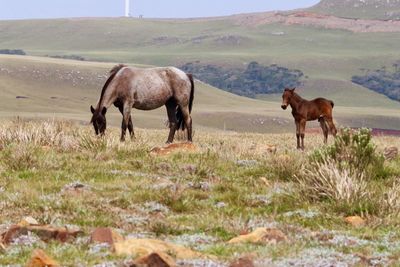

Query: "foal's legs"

xmin=295 ymin=120 xmax=301 ymax=149
xmin=299 ymin=119 xmax=307 ymax=150
xmin=165 ymin=99 xmax=178 ymax=144
xmin=120 ymin=102 xmax=132 ymax=142
xmin=319 ymin=117 xmax=329 ymax=144
xmin=178 ymin=104 xmax=193 ymax=142
xmin=326 ymin=118 xmax=337 ymax=137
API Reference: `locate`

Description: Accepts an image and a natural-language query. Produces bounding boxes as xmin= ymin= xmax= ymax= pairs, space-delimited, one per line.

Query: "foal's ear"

xmin=101 ymin=107 xmax=107 ymax=115
xmin=290 ymin=88 xmax=296 ymax=92
xmin=90 ymin=105 xmax=95 ymax=114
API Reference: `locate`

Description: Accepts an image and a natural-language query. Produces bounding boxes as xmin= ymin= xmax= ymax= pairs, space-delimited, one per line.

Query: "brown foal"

xmin=281 ymin=88 xmax=337 ymax=150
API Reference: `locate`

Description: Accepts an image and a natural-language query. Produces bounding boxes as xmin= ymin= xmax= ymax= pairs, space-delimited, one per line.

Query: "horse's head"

xmin=281 ymin=88 xmax=295 ymax=110
xmin=90 ymin=106 xmax=107 ymax=136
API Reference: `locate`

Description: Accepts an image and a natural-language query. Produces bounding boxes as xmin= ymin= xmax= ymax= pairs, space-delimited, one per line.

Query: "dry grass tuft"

xmin=296 ymin=159 xmax=369 ymax=206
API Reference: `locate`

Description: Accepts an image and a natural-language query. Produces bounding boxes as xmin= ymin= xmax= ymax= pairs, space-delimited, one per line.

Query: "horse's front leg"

xmin=299 ymin=119 xmax=306 ymax=150
xmin=120 ymin=102 xmax=132 ymax=142
xmin=295 ymin=120 xmax=301 ymax=149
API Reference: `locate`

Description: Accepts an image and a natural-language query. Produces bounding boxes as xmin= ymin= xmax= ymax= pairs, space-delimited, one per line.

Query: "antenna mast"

xmin=125 ymin=0 xmax=130 ymax=17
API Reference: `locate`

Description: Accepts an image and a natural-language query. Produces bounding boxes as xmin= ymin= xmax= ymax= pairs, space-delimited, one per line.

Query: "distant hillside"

xmin=1 ymin=15 xmax=400 ymax=116
xmin=309 ymin=0 xmax=400 ymax=20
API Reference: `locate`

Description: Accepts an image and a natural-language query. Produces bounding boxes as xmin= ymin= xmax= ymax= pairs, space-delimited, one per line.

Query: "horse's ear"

xmin=101 ymin=107 xmax=107 ymax=115
xmin=90 ymin=105 xmax=95 ymax=114
xmin=291 ymin=88 xmax=296 ymax=92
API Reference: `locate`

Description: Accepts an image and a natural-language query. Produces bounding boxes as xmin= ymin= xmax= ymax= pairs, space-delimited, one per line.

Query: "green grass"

xmin=0 ymin=119 xmax=400 ymax=265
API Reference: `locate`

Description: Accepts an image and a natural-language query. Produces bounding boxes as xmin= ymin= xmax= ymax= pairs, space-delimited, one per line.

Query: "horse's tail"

xmin=176 ymin=73 xmax=195 ymax=131
xmin=330 ymin=100 xmax=335 ymax=108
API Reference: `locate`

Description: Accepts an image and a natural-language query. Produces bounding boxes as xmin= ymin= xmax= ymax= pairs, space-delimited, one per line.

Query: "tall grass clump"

xmin=297 ymin=128 xmax=387 ymax=214
xmin=297 ymin=159 xmax=368 ymax=207
xmin=269 ymin=153 xmax=304 ymax=181
xmin=79 ymin=133 xmax=107 ymax=151
xmin=0 ymin=119 xmax=78 ymax=151
xmin=1 ymin=143 xmax=39 ymax=171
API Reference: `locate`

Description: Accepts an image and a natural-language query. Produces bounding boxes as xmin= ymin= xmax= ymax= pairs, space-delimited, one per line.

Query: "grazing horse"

xmin=281 ymin=88 xmax=337 ymax=149
xmin=90 ymin=64 xmax=194 ymax=143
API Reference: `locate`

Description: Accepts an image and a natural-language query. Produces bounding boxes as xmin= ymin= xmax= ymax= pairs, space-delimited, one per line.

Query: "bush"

xmin=311 ymin=128 xmax=385 ymax=180
xmin=0 ymin=49 xmax=26 ymax=55
xmin=180 ymin=61 xmax=303 ymax=98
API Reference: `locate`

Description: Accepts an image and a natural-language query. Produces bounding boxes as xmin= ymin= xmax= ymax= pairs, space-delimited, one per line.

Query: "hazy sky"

xmin=1 ymin=0 xmax=320 ymax=20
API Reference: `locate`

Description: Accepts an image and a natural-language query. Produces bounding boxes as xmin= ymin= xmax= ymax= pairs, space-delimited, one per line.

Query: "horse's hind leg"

xmin=295 ymin=120 xmax=301 ymax=149
xmin=179 ymin=104 xmax=192 ymax=142
xmin=326 ymin=117 xmax=337 ymax=137
xmin=319 ymin=116 xmax=328 ymax=144
xmin=165 ymin=99 xmax=178 ymax=144
xmin=299 ymin=119 xmax=306 ymax=150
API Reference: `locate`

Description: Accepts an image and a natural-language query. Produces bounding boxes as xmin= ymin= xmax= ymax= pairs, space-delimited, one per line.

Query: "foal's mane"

xmin=97 ymin=64 xmax=127 ymax=109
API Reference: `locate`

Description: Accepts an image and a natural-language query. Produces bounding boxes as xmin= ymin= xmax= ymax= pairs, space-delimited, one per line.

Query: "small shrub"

xmin=311 ymin=128 xmax=385 ymax=180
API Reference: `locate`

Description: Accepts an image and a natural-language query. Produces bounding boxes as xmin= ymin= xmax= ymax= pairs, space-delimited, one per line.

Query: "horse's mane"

xmin=98 ymin=64 xmax=127 ymax=109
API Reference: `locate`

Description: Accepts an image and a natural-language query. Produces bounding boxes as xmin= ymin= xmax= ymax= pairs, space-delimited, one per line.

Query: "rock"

xmin=344 ymin=216 xmax=365 ymax=227
xmin=1 ymin=224 xmax=82 ymax=244
xmin=26 ymin=249 xmax=59 ymax=267
xmin=114 ymin=238 xmax=203 ymax=260
xmin=229 ymin=256 xmax=255 ymax=267
xmin=236 ymin=160 xmax=258 ymax=167
xmin=228 ymin=228 xmax=287 ymax=244
xmin=61 ymin=181 xmax=92 ymax=196
xmin=90 ymin=227 xmax=124 ymax=247
xmin=150 ymin=143 xmax=197 ymax=156
xmin=384 ymin=146 xmax=398 ymax=161
xmin=132 ymin=252 xmax=175 ymax=267
xmin=19 ymin=216 xmax=39 ymax=227
xmin=215 ymin=202 xmax=227 ymax=209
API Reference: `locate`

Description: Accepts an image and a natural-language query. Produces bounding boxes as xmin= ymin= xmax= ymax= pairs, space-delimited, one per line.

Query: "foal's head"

xmin=90 ymin=106 xmax=107 ymax=136
xmin=281 ymin=88 xmax=296 ymax=110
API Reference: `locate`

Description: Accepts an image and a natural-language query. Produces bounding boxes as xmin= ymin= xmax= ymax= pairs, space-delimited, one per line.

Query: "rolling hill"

xmin=309 ymin=0 xmax=400 ymax=20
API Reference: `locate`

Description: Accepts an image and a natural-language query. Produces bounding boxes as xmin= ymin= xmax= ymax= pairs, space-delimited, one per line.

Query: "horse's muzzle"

xmin=281 ymin=105 xmax=287 ymax=110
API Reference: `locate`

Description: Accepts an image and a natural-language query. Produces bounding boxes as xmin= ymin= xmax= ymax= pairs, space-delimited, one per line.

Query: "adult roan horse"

xmin=90 ymin=64 xmax=194 ymax=143
xmin=281 ymin=88 xmax=337 ymax=150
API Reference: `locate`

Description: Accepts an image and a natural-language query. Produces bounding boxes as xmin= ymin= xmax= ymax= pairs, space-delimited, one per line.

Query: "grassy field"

xmin=0 ymin=119 xmax=400 ymax=266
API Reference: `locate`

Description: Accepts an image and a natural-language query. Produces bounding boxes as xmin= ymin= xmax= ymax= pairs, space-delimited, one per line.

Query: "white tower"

xmin=125 ymin=0 xmax=130 ymax=17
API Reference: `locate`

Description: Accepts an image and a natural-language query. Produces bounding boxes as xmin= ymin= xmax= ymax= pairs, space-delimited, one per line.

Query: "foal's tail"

xmin=176 ymin=74 xmax=195 ymax=130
